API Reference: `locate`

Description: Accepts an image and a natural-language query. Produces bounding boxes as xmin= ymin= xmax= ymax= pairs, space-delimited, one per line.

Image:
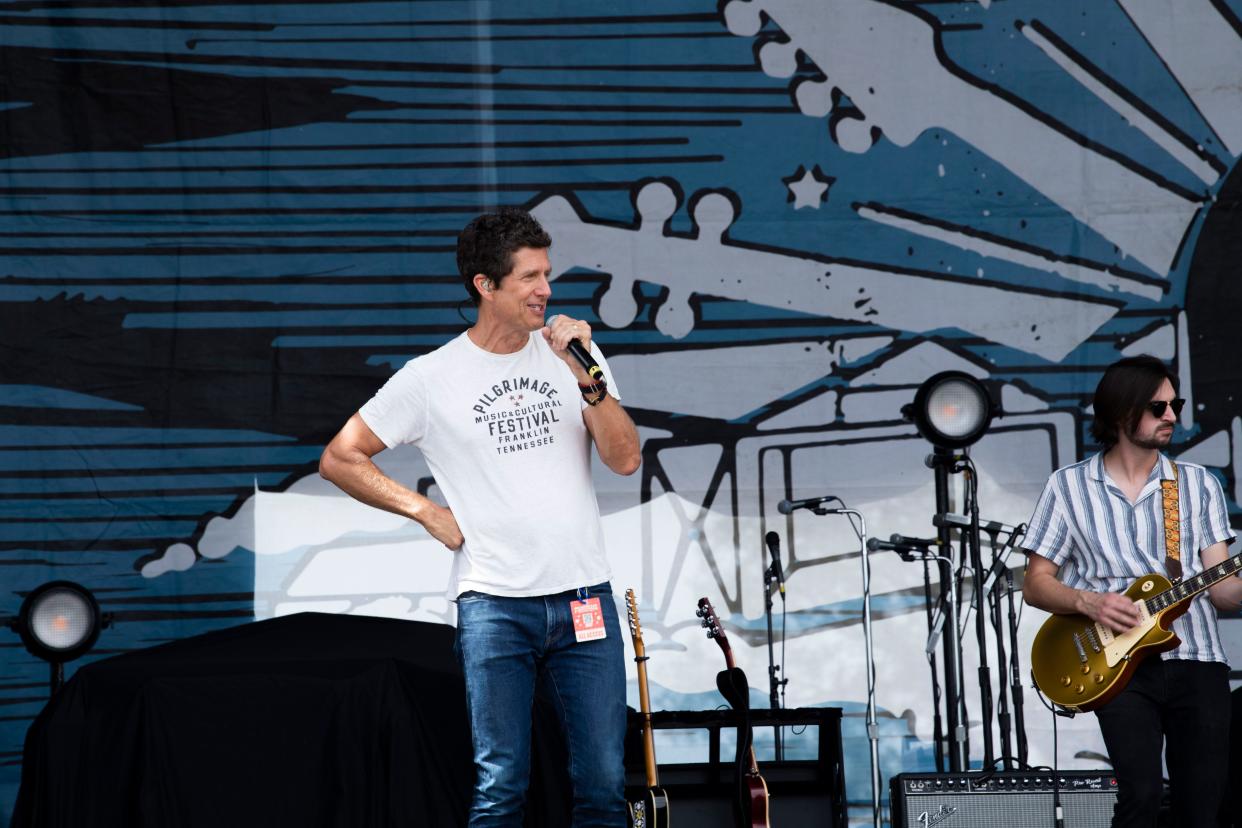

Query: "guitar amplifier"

xmin=890 ymin=770 xmax=1118 ymax=828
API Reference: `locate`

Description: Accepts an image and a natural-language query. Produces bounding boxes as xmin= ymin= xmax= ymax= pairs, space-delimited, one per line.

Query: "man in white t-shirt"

xmin=319 ymin=207 xmax=640 ymax=827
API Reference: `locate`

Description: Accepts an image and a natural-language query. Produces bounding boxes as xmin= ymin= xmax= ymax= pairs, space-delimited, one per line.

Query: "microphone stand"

xmin=984 ymin=527 xmax=1013 ymax=770
xmin=961 ymin=518 xmax=1028 ymax=771
xmin=762 ymin=558 xmax=785 ymax=761
xmin=800 ymin=507 xmax=881 ymax=828
xmin=962 ymin=462 xmax=995 ymax=773
xmin=921 ymin=552 xmax=946 ymax=772
xmin=1006 ymin=527 xmax=1029 ymax=766
xmin=844 ymin=508 xmax=883 ymax=828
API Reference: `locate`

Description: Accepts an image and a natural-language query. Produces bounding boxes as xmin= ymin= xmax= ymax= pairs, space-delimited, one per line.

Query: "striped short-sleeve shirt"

xmin=1022 ymin=453 xmax=1236 ymax=664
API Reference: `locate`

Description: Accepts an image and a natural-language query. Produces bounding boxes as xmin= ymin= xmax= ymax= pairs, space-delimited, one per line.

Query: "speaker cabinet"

xmin=890 ymin=771 xmax=1118 ymax=828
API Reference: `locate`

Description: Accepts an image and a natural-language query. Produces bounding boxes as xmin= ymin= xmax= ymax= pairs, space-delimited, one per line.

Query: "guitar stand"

xmin=716 ymin=666 xmax=756 ymax=828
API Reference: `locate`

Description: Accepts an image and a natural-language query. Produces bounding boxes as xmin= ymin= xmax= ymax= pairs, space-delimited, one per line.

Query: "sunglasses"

xmin=1146 ymin=398 xmax=1185 ymax=418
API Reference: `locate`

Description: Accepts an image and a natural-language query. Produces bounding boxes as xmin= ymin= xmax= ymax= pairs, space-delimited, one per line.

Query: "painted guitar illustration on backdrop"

xmin=1031 ymin=551 xmax=1242 ymax=712
xmin=696 ymin=597 xmax=770 ymax=827
xmin=625 ymin=589 xmax=670 ymax=828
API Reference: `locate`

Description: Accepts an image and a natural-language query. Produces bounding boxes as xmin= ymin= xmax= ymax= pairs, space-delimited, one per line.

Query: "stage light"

xmin=12 ymin=581 xmax=104 ymax=694
xmin=903 ymin=371 xmax=995 ymax=449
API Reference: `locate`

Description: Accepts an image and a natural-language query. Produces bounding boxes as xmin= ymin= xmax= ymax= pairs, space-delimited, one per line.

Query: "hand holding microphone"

xmin=544 ymin=314 xmax=603 ymax=382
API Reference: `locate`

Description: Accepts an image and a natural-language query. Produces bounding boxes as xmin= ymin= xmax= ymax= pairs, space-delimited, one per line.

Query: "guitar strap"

xmin=1160 ymin=460 xmax=1182 ymax=582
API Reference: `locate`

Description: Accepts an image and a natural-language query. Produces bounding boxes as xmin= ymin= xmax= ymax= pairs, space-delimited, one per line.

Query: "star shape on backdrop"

xmin=782 ymin=164 xmax=835 ymax=210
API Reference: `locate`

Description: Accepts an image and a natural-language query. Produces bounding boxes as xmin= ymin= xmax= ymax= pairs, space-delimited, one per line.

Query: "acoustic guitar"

xmin=1031 ymin=551 xmax=1242 ymax=712
xmin=625 ymin=589 xmax=670 ymax=828
xmin=696 ymin=597 xmax=771 ymax=827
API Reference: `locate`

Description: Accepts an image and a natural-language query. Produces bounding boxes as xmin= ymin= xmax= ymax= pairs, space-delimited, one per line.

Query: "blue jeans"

xmin=454 ymin=582 xmax=628 ymax=828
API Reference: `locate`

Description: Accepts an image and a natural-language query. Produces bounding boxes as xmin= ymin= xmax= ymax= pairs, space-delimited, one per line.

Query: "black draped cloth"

xmin=11 ymin=612 xmax=571 ymax=828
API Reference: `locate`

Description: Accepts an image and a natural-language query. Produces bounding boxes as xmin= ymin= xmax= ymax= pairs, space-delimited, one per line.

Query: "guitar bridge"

xmin=1084 ymin=626 xmax=1102 ymax=653
xmin=1072 ymin=631 xmax=1088 ymax=664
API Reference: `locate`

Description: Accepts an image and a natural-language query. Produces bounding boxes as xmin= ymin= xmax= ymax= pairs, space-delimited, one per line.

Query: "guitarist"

xmin=1022 ymin=355 xmax=1242 ymax=828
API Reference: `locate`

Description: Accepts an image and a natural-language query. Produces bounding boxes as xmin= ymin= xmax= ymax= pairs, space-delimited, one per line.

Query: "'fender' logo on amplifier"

xmin=918 ymin=804 xmax=957 ymax=827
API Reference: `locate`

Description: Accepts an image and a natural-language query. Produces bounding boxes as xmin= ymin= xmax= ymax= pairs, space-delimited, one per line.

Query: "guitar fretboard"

xmin=1147 ymin=553 xmax=1242 ymax=612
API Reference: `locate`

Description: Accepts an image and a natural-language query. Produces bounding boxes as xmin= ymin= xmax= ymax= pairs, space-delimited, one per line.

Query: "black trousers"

xmin=1095 ymin=658 xmax=1231 ymax=828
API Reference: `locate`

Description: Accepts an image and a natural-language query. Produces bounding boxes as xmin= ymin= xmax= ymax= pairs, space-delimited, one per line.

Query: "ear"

xmin=473 ymin=273 xmax=493 ymax=298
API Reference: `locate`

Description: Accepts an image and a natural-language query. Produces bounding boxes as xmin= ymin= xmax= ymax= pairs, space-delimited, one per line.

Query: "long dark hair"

xmin=1090 ymin=355 xmax=1177 ymax=447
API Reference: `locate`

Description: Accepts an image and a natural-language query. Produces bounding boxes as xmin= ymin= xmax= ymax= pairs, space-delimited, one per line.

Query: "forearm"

xmin=1024 ymin=558 xmax=1141 ymax=632
xmin=319 ymin=443 xmax=433 ymax=523
xmin=1198 ymin=541 xmax=1241 ymax=612
xmin=1023 ymin=569 xmax=1093 ymax=616
xmin=1209 ymin=574 xmax=1242 ymax=612
xmin=583 ymin=396 xmax=641 ymax=475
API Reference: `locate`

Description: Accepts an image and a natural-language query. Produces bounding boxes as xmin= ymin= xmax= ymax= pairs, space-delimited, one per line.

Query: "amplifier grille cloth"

xmin=892 ymin=774 xmax=1117 ymax=828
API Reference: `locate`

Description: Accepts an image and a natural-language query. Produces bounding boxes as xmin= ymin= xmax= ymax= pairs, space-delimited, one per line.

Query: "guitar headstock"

xmin=696 ymin=597 xmax=732 ymax=660
xmin=626 ymin=588 xmax=646 ymax=659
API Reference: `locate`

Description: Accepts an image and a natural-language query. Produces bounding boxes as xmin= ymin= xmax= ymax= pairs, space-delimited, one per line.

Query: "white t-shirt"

xmin=359 ymin=330 xmax=620 ymax=598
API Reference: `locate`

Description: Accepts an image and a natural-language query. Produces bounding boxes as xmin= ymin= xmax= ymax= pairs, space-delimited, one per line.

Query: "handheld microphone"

xmin=777 ymin=495 xmax=839 ymax=515
xmin=548 ymin=315 xmax=603 ymax=381
xmin=764 ymin=531 xmax=786 ymax=599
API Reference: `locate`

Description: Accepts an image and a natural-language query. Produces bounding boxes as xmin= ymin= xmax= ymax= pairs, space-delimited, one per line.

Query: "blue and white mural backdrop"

xmin=3 ymin=0 xmax=1242 ymax=820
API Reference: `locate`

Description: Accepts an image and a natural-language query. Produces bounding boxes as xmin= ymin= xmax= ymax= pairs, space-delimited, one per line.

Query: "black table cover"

xmin=11 ymin=612 xmax=571 ymax=828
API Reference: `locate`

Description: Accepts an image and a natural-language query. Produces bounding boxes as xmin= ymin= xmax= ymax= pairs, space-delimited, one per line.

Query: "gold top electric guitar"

xmin=625 ymin=589 xmax=669 ymax=828
xmin=1031 ymin=550 xmax=1242 ymax=712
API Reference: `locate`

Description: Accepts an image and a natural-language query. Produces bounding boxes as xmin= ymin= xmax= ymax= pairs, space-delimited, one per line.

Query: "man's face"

xmin=1126 ymin=378 xmax=1178 ymax=450
xmin=490 ymin=246 xmax=552 ymax=332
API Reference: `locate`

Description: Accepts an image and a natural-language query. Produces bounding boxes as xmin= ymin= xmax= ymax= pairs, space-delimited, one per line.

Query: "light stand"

xmin=902 ymin=370 xmax=999 ymax=773
xmin=929 ymin=449 xmax=970 ymax=771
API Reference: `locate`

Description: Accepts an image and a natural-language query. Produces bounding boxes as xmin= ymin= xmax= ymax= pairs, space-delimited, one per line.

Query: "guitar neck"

xmin=634 ymin=655 xmax=660 ymax=788
xmin=699 ymin=597 xmax=763 ymax=780
xmin=718 ymin=644 xmax=762 ymax=776
xmin=1147 ymin=551 xmax=1242 ymax=613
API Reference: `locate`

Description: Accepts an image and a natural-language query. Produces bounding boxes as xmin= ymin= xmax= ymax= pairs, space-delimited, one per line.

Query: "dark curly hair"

xmin=1090 ymin=354 xmax=1178 ymax=447
xmin=455 ymin=207 xmax=552 ymax=306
